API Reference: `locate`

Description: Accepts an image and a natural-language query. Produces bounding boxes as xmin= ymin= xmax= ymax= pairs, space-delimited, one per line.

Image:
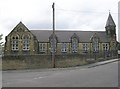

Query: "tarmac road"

xmin=2 ymin=59 xmax=119 ymax=87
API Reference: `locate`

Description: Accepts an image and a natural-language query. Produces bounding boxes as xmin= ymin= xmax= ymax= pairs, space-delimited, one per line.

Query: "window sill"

xmin=22 ymin=50 xmax=30 ymax=51
xmin=61 ymin=51 xmax=67 ymax=53
xmin=11 ymin=50 xmax=19 ymax=51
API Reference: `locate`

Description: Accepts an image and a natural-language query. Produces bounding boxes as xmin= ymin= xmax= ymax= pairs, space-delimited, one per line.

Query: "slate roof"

xmin=30 ymin=30 xmax=110 ymax=42
xmin=105 ymin=13 xmax=116 ymax=27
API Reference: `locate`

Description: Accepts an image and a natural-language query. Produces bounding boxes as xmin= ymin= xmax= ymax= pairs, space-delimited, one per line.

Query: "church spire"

xmin=105 ymin=12 xmax=116 ymax=27
xmin=105 ymin=12 xmax=116 ymax=37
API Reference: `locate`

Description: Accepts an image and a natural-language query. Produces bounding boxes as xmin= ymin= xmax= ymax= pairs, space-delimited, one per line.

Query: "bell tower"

xmin=105 ymin=12 xmax=117 ymax=57
xmin=105 ymin=12 xmax=116 ymax=38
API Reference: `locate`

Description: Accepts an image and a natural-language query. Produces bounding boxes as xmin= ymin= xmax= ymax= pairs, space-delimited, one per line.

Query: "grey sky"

xmin=0 ymin=0 xmax=119 ymax=42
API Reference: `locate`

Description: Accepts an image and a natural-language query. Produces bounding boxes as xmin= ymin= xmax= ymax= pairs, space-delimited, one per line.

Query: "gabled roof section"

xmin=49 ymin=33 xmax=58 ymax=40
xmin=90 ymin=33 xmax=100 ymax=41
xmin=92 ymin=33 xmax=99 ymax=38
xmin=30 ymin=30 xmax=110 ymax=42
xmin=71 ymin=33 xmax=79 ymax=39
xmin=12 ymin=21 xmax=29 ymax=32
xmin=7 ymin=21 xmax=31 ymax=37
xmin=105 ymin=13 xmax=116 ymax=27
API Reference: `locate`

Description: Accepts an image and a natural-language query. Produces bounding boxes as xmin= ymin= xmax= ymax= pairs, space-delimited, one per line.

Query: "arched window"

xmin=11 ymin=35 xmax=19 ymax=50
xmin=91 ymin=33 xmax=99 ymax=53
xmin=71 ymin=33 xmax=79 ymax=53
xmin=72 ymin=38 xmax=78 ymax=53
xmin=22 ymin=35 xmax=30 ymax=50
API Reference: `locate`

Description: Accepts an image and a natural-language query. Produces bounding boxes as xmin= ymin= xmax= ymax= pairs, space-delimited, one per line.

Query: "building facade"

xmin=4 ymin=13 xmax=118 ymax=58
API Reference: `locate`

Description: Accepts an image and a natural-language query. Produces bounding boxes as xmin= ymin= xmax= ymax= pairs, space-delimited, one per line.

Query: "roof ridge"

xmin=30 ymin=30 xmax=105 ymax=32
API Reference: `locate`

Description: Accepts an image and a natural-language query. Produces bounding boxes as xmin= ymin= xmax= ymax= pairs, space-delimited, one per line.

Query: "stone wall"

xmin=2 ymin=54 xmax=89 ymax=70
xmin=2 ymin=53 xmax=117 ymax=70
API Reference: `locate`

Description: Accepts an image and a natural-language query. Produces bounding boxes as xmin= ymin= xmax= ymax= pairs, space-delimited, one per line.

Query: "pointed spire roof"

xmin=105 ymin=12 xmax=116 ymax=27
xmin=71 ymin=33 xmax=79 ymax=39
xmin=49 ymin=33 xmax=57 ymax=40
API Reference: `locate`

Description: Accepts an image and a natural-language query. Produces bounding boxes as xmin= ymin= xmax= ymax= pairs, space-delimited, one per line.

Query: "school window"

xmin=103 ymin=43 xmax=109 ymax=51
xmin=39 ymin=43 xmax=46 ymax=52
xmin=61 ymin=43 xmax=67 ymax=52
xmin=72 ymin=38 xmax=78 ymax=53
xmin=83 ymin=43 xmax=88 ymax=52
xmin=11 ymin=36 xmax=19 ymax=50
xmin=23 ymin=35 xmax=30 ymax=50
xmin=92 ymin=37 xmax=99 ymax=52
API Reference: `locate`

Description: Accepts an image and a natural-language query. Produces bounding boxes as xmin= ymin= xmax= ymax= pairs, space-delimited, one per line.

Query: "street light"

xmin=52 ymin=2 xmax=56 ymax=68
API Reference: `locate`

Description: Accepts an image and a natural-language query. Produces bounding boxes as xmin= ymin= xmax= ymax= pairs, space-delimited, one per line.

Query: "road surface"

xmin=2 ymin=61 xmax=119 ymax=87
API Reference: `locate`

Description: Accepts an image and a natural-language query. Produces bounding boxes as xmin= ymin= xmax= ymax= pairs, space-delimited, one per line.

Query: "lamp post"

xmin=52 ymin=38 xmax=55 ymax=68
xmin=52 ymin=2 xmax=55 ymax=68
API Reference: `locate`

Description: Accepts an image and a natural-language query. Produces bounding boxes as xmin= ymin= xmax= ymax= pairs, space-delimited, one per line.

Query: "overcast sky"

xmin=0 ymin=0 xmax=119 ymax=42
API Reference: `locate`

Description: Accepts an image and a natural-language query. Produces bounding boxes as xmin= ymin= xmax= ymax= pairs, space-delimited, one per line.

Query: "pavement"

xmin=87 ymin=58 xmax=120 ymax=68
xmin=3 ymin=58 xmax=120 ymax=73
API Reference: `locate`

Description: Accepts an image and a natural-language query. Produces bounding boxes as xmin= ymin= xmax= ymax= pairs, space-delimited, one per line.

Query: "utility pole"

xmin=52 ymin=2 xmax=55 ymax=34
xmin=52 ymin=2 xmax=55 ymax=68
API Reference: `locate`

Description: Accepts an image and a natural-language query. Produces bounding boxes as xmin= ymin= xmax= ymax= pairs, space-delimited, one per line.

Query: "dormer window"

xmin=71 ymin=33 xmax=79 ymax=53
xmin=91 ymin=33 xmax=99 ymax=53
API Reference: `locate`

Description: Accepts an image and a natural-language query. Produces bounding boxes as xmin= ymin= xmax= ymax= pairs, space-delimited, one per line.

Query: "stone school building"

xmin=4 ymin=13 xmax=118 ymax=58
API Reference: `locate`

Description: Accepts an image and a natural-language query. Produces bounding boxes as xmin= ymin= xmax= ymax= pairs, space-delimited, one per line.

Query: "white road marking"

xmin=34 ymin=76 xmax=47 ymax=79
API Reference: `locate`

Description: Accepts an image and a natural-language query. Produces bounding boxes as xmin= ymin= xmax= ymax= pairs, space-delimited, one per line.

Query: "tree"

xmin=0 ymin=34 xmax=3 ymax=46
xmin=0 ymin=34 xmax=3 ymax=55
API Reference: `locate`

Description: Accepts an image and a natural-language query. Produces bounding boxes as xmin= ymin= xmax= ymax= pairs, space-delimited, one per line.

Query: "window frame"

xmin=83 ymin=43 xmax=88 ymax=53
xmin=11 ymin=35 xmax=19 ymax=51
xmin=103 ymin=43 xmax=109 ymax=51
xmin=92 ymin=37 xmax=99 ymax=53
xmin=71 ymin=37 xmax=78 ymax=53
xmin=39 ymin=43 xmax=46 ymax=52
xmin=22 ymin=35 xmax=30 ymax=51
xmin=61 ymin=43 xmax=67 ymax=53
